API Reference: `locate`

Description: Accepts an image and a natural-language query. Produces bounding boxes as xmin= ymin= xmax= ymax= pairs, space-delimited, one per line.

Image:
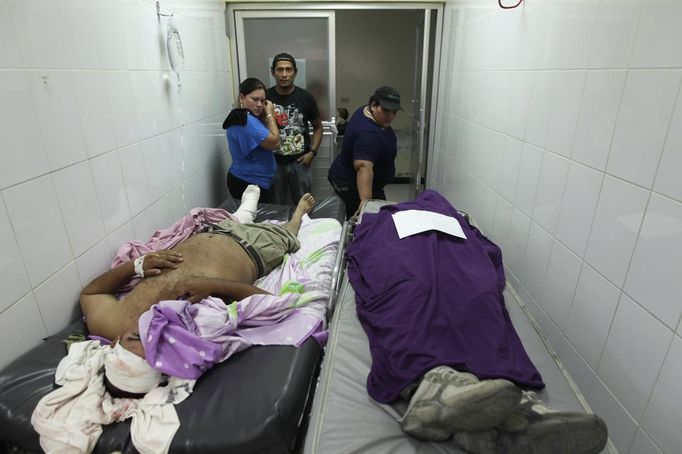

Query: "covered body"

xmin=346 ymin=190 xmax=544 ymax=403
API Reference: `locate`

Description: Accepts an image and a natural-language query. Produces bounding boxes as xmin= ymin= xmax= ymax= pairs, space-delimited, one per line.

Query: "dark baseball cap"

xmin=374 ymin=86 xmax=403 ymax=111
xmin=271 ymin=52 xmax=297 ymax=70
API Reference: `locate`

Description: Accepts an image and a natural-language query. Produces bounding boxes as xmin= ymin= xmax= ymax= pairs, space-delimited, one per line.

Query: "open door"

xmin=229 ymin=9 xmax=336 ymax=198
xmin=410 ymin=9 xmax=438 ymax=199
xmin=227 ymin=4 xmax=443 ymax=202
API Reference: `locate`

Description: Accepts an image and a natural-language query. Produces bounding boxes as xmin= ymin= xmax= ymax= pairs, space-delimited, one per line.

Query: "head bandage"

xmin=104 ymin=343 xmax=163 ymax=394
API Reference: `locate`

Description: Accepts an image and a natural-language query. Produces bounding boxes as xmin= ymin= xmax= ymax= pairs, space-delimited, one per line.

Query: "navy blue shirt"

xmin=328 ymin=106 xmax=397 ymax=192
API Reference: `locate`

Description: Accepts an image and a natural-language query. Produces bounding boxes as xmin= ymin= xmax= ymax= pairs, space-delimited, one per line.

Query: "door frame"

xmin=226 ymin=2 xmax=444 ymax=193
xmin=232 ymin=9 xmax=337 ymax=121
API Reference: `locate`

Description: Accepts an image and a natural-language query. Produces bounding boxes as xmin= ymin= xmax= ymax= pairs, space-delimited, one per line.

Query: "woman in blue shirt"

xmin=223 ymin=78 xmax=280 ymax=202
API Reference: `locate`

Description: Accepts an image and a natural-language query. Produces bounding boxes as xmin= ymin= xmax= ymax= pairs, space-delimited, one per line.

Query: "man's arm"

xmin=173 ymin=276 xmax=271 ymax=303
xmin=81 ymin=251 xmax=184 ymax=297
xmin=310 ymin=117 xmax=323 ymax=153
xmin=80 ymin=251 xmax=183 ymax=339
xmin=298 ymin=117 xmax=323 ymax=166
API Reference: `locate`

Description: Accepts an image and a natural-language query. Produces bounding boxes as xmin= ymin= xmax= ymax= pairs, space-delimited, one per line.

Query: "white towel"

xmin=31 ymin=340 xmax=194 ymax=454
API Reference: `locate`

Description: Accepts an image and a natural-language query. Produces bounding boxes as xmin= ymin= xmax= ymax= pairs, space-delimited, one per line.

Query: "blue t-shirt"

xmin=328 ymin=106 xmax=397 ymax=191
xmin=227 ymin=114 xmax=276 ymax=188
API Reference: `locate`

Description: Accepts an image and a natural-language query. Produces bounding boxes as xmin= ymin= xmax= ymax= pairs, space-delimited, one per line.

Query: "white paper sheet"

xmin=391 ymin=209 xmax=467 ymax=240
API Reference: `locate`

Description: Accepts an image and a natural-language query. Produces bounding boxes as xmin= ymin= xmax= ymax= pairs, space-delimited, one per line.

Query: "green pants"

xmin=211 ymin=219 xmax=300 ymax=277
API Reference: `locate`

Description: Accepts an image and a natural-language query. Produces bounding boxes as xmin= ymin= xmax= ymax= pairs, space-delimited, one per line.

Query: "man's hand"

xmin=174 ymin=277 xmax=271 ymax=303
xmin=297 ymin=151 xmax=315 ymax=167
xmin=173 ymin=276 xmax=217 ymax=303
xmin=142 ymin=250 xmax=183 ymax=276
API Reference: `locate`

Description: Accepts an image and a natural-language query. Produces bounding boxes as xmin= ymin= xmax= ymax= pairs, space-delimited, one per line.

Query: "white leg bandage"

xmin=233 ymin=185 xmax=260 ymax=223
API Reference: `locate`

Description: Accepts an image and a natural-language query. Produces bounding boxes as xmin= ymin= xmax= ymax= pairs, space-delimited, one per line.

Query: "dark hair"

xmin=239 ymin=77 xmax=266 ymax=96
xmin=271 ymin=52 xmax=297 ymax=71
xmin=337 ymin=107 xmax=349 ymax=120
xmin=367 ymin=95 xmax=380 ymax=108
xmin=223 ymin=78 xmax=266 ymax=130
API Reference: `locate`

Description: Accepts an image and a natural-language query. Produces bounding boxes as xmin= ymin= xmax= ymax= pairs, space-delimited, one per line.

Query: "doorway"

xmin=226 ymin=3 xmax=442 ymax=201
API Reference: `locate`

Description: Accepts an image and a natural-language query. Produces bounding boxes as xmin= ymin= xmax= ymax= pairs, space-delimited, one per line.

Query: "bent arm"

xmin=259 ymin=103 xmax=281 ymax=150
xmin=174 ymin=276 xmax=271 ymax=303
xmin=80 ymin=261 xmax=137 ymax=340
xmin=80 ymin=251 xmax=183 ymax=339
xmin=310 ymin=118 xmax=323 ymax=153
xmin=354 ymin=159 xmax=375 ymax=202
xmin=259 ymin=116 xmax=280 ymax=150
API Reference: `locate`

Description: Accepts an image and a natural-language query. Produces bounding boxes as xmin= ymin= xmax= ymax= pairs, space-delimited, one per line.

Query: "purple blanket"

xmin=346 ymin=190 xmax=544 ymax=404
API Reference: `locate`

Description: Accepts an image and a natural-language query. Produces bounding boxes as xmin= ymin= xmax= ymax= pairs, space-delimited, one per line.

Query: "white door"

xmin=230 ymin=9 xmax=336 ymax=198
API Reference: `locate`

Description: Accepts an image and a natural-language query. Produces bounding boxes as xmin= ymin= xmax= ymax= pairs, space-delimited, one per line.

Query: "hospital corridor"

xmin=0 ymin=1 xmax=681 ymax=453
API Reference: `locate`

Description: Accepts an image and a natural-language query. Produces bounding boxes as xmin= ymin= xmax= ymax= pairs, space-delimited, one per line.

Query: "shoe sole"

xmin=500 ymin=413 xmax=608 ymax=454
xmin=440 ymin=379 xmax=522 ymax=432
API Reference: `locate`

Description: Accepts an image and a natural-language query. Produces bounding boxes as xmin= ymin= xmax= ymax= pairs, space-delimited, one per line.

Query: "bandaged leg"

xmin=233 ymin=185 xmax=260 ymax=223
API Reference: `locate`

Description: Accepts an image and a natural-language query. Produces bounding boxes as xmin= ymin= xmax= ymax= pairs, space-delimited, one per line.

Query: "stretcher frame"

xmin=303 ymin=199 xmax=609 ymax=454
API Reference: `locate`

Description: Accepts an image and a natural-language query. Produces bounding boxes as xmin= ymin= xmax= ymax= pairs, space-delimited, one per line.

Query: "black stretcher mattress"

xmin=0 ymin=194 xmax=345 ymax=454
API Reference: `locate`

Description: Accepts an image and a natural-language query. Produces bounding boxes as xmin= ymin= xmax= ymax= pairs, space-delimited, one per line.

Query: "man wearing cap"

xmin=327 ymin=86 xmax=403 ymax=218
xmin=266 ymin=52 xmax=323 ymax=205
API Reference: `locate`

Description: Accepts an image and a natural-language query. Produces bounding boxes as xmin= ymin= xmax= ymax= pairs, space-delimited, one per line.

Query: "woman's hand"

xmin=142 ymin=250 xmax=183 ymax=276
xmin=264 ymin=99 xmax=275 ymax=117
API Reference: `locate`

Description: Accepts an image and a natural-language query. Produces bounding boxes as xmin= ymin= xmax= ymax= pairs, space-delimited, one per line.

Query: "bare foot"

xmin=295 ymin=193 xmax=315 ymax=216
xmin=285 ymin=193 xmax=316 ymax=236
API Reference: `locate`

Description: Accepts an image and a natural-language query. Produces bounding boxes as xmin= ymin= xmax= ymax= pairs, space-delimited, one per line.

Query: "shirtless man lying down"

xmin=80 ymin=192 xmax=316 ymax=358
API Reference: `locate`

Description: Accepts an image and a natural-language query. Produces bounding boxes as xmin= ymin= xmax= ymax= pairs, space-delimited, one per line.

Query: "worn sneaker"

xmin=400 ymin=366 xmax=522 ymax=441
xmin=452 ymin=391 xmax=608 ymax=454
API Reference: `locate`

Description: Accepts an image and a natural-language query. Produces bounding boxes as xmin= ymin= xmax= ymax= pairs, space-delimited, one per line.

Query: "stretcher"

xmin=0 ymin=194 xmax=345 ymax=454
xmin=303 ymin=199 xmax=605 ymax=454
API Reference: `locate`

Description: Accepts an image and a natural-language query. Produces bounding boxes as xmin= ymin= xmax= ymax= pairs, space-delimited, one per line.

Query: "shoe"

xmin=452 ymin=391 xmax=609 ymax=454
xmin=400 ymin=366 xmax=522 ymax=441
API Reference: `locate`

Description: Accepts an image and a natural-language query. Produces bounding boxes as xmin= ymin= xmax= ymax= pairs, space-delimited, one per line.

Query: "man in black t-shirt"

xmin=266 ymin=53 xmax=323 ymax=205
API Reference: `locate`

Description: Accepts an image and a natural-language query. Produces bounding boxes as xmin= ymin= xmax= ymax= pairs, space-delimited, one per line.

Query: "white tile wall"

xmin=532 ymin=151 xmax=569 ymax=234
xmin=0 ymin=71 xmax=50 ymax=189
xmin=641 ymin=336 xmax=682 ymax=454
xmin=654 ymin=95 xmax=682 ymax=203
xmin=545 ymin=70 xmax=585 ymax=159
xmin=584 ymin=175 xmax=648 ymax=288
xmin=572 ymin=70 xmax=627 ymax=171
xmin=0 ymin=199 xmax=31 ymax=312
xmin=435 ymin=1 xmax=682 ymax=451
xmin=628 ymin=429 xmax=663 ymax=454
xmin=52 ymin=162 xmax=107 ymax=257
xmin=597 ymin=294 xmax=672 ymax=419
xmin=513 ymin=143 xmax=543 ymax=216
xmin=607 ymin=70 xmax=681 ymax=188
xmin=589 ymin=377 xmax=639 ymax=453
xmin=555 ymin=162 xmax=603 ymax=257
xmin=0 ymin=0 xmax=230 ymax=366
xmin=565 ymin=263 xmax=621 ymax=370
xmin=624 ymin=194 xmax=682 ymax=329
xmin=0 ymin=293 xmax=48 ymax=371
xmin=540 ymin=241 xmax=581 ymax=330
xmin=3 ymin=176 xmax=74 ymax=287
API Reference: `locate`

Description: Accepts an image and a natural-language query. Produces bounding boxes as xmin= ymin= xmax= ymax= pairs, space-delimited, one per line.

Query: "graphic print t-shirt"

xmin=265 ymin=86 xmax=320 ymax=160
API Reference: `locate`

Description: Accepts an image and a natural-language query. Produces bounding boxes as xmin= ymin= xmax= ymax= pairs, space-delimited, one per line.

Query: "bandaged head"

xmin=104 ymin=343 xmax=164 ymax=395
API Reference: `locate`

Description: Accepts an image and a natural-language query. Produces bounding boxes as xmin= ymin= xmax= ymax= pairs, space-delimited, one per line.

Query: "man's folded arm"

xmin=174 ymin=277 xmax=271 ymax=303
